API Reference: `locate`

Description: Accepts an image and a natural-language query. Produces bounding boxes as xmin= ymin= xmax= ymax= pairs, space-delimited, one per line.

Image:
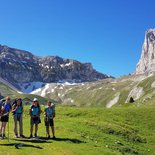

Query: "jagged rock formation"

xmin=136 ymin=29 xmax=155 ymax=75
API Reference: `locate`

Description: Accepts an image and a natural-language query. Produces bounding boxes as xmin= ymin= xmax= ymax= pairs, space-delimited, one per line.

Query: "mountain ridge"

xmin=0 ymin=44 xmax=111 ymax=91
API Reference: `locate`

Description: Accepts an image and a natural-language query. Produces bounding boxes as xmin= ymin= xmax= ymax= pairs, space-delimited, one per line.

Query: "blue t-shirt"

xmin=2 ymin=102 xmax=11 ymax=114
xmin=16 ymin=106 xmax=22 ymax=114
xmin=31 ymin=105 xmax=40 ymax=116
xmin=44 ymin=106 xmax=54 ymax=119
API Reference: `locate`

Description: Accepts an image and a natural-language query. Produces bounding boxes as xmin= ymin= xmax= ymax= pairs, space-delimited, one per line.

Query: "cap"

xmin=33 ymin=98 xmax=38 ymax=102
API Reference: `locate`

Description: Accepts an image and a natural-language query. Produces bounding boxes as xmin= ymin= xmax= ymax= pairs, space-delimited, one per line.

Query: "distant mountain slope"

xmin=0 ymin=80 xmax=48 ymax=104
xmin=0 ymin=44 xmax=110 ymax=91
xmin=0 ymin=80 xmax=17 ymax=98
xmin=30 ymin=73 xmax=155 ymax=107
xmin=1 ymin=70 xmax=155 ymax=107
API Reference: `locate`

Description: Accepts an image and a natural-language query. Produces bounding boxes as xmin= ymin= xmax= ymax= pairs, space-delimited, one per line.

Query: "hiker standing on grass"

xmin=44 ymin=101 xmax=56 ymax=139
xmin=0 ymin=97 xmax=12 ymax=139
xmin=12 ymin=98 xmax=25 ymax=138
xmin=29 ymin=98 xmax=41 ymax=138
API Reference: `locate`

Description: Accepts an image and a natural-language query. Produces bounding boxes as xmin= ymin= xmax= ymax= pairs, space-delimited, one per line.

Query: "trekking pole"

xmin=46 ymin=129 xmax=47 ymax=138
xmin=46 ymin=117 xmax=47 ymax=138
xmin=8 ymin=113 xmax=9 ymax=142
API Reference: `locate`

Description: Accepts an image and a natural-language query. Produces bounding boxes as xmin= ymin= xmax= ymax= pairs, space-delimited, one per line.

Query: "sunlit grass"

xmin=0 ymin=105 xmax=154 ymax=155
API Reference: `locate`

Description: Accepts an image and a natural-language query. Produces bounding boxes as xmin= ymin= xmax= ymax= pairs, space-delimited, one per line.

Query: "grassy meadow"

xmin=0 ymin=105 xmax=155 ymax=155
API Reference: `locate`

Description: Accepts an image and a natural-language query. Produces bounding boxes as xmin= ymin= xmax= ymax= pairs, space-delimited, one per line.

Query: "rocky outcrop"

xmin=106 ymin=92 xmax=120 ymax=108
xmin=0 ymin=45 xmax=110 ymax=88
xmin=126 ymin=87 xmax=144 ymax=103
xmin=136 ymin=29 xmax=155 ymax=75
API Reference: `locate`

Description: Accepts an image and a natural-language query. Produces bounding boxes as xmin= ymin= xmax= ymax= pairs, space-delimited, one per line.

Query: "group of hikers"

xmin=0 ymin=96 xmax=56 ymax=139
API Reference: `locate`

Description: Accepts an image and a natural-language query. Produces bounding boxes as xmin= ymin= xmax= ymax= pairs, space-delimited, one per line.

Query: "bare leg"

xmin=14 ymin=116 xmax=18 ymax=136
xmin=46 ymin=126 xmax=49 ymax=137
xmin=35 ymin=124 xmax=38 ymax=136
xmin=0 ymin=122 xmax=3 ymax=136
xmin=2 ymin=122 xmax=7 ymax=137
xmin=30 ymin=125 xmax=33 ymax=136
xmin=51 ymin=126 xmax=55 ymax=137
xmin=19 ymin=115 xmax=23 ymax=136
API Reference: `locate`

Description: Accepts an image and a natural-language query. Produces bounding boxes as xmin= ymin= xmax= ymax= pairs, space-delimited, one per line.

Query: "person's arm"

xmin=2 ymin=112 xmax=9 ymax=116
xmin=12 ymin=105 xmax=17 ymax=112
xmin=1 ymin=106 xmax=5 ymax=113
xmin=38 ymin=106 xmax=42 ymax=116
xmin=29 ymin=107 xmax=32 ymax=116
xmin=39 ymin=107 xmax=42 ymax=115
xmin=44 ymin=108 xmax=47 ymax=117
xmin=0 ymin=105 xmax=2 ymax=116
xmin=53 ymin=107 xmax=55 ymax=118
xmin=53 ymin=112 xmax=55 ymax=118
xmin=1 ymin=103 xmax=6 ymax=113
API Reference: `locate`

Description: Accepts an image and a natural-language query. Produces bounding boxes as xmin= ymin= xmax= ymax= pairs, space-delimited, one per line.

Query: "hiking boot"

xmin=47 ymin=135 xmax=50 ymax=139
xmin=0 ymin=134 xmax=4 ymax=140
xmin=15 ymin=134 xmax=18 ymax=138
xmin=0 ymin=136 xmax=4 ymax=140
xmin=29 ymin=134 xmax=33 ymax=138
xmin=20 ymin=135 xmax=26 ymax=138
xmin=1 ymin=134 xmax=7 ymax=139
xmin=34 ymin=133 xmax=38 ymax=138
xmin=52 ymin=136 xmax=56 ymax=139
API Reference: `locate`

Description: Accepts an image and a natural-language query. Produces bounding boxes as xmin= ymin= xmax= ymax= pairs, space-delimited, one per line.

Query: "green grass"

xmin=2 ymin=75 xmax=155 ymax=107
xmin=58 ymin=79 xmax=135 ymax=107
xmin=135 ymin=75 xmax=155 ymax=105
xmin=0 ymin=82 xmax=16 ymax=97
xmin=0 ymin=82 xmax=49 ymax=105
xmin=13 ymin=93 xmax=49 ymax=105
xmin=0 ymin=105 xmax=155 ymax=155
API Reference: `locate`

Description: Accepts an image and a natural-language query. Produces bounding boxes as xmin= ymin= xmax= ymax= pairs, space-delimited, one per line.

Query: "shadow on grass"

xmin=12 ymin=138 xmax=51 ymax=144
xmin=0 ymin=143 xmax=43 ymax=149
xmin=39 ymin=137 xmax=86 ymax=144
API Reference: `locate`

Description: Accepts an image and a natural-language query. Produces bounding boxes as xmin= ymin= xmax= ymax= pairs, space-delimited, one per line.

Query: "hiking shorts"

xmin=45 ymin=118 xmax=54 ymax=127
xmin=14 ymin=114 xmax=22 ymax=121
xmin=1 ymin=115 xmax=9 ymax=122
xmin=30 ymin=116 xmax=41 ymax=125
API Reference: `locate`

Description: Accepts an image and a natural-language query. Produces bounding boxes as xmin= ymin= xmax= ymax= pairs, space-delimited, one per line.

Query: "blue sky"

xmin=0 ymin=0 xmax=155 ymax=77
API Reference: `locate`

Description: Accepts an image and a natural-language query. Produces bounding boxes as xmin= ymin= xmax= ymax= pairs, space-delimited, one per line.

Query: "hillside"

xmin=0 ymin=81 xmax=17 ymax=98
xmin=30 ymin=74 xmax=155 ymax=107
xmin=0 ymin=81 xmax=48 ymax=104
xmin=2 ymin=73 xmax=155 ymax=107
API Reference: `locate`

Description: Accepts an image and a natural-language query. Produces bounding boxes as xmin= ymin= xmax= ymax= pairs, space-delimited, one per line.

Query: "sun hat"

xmin=33 ymin=98 xmax=38 ymax=102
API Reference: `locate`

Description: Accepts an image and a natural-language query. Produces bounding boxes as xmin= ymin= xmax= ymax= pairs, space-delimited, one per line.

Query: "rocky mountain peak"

xmin=136 ymin=29 xmax=155 ymax=75
xmin=0 ymin=44 xmax=110 ymax=89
